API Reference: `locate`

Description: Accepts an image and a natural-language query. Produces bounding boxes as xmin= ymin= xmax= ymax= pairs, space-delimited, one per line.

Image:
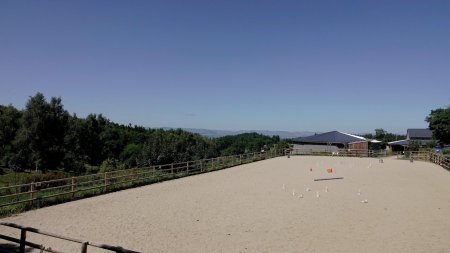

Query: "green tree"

xmin=120 ymin=143 xmax=142 ymax=168
xmin=215 ymin=133 xmax=280 ymax=155
xmin=63 ymin=115 xmax=88 ymax=173
xmin=83 ymin=114 xmax=107 ymax=165
xmin=100 ymin=124 xmax=125 ymax=159
xmin=0 ymin=105 xmax=22 ymax=165
xmin=364 ymin=129 xmax=405 ymax=144
xmin=275 ymin=140 xmax=290 ymax=154
xmin=375 ymin=128 xmax=387 ymax=141
xmin=1 ymin=92 xmax=284 ymax=176
xmin=13 ymin=93 xmax=69 ymax=171
xmin=426 ymin=106 xmax=450 ymax=145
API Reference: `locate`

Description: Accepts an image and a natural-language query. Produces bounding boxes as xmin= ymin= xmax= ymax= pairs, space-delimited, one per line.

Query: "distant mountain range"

xmin=161 ymin=127 xmax=316 ymax=139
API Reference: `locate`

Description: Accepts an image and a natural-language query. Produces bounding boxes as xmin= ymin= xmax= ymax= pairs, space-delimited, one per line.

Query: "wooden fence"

xmin=0 ymin=151 xmax=280 ymax=216
xmin=286 ymin=148 xmax=450 ymax=171
xmin=0 ymin=222 xmax=139 ymax=253
xmin=403 ymin=151 xmax=450 ymax=170
xmin=285 ymin=148 xmax=387 ymax=157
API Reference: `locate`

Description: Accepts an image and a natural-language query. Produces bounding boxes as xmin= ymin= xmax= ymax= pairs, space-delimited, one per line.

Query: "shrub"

xmin=98 ymin=158 xmax=124 ymax=174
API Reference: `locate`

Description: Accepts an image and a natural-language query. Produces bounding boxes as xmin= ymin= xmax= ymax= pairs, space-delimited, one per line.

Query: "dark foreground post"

xmin=81 ymin=241 xmax=88 ymax=253
xmin=19 ymin=229 xmax=27 ymax=253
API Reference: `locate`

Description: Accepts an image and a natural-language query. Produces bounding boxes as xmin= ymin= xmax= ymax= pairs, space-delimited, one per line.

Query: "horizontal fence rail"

xmin=285 ymin=148 xmax=387 ymax=158
xmin=401 ymin=151 xmax=450 ymax=170
xmin=286 ymin=148 xmax=449 ymax=171
xmin=0 ymin=222 xmax=139 ymax=253
xmin=0 ymin=151 xmax=280 ymax=216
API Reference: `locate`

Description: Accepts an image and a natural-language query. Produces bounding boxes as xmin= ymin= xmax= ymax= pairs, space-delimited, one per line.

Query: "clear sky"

xmin=1 ymin=0 xmax=449 ymax=134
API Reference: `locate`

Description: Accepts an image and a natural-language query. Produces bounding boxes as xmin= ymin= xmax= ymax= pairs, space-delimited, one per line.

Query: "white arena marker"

xmin=298 ymin=194 xmax=303 ymax=198
xmin=292 ymin=190 xmax=295 ymax=196
xmin=306 ymin=187 xmax=310 ymax=192
xmin=316 ymin=191 xmax=320 ymax=198
xmin=325 ymin=186 xmax=328 ymax=192
xmin=361 ymin=199 xmax=368 ymax=203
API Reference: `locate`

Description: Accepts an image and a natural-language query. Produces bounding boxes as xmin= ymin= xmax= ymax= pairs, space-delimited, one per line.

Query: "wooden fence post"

xmin=20 ymin=229 xmax=27 ymax=253
xmin=187 ymin=162 xmax=190 ymax=174
xmin=30 ymin=183 xmax=35 ymax=205
xmin=200 ymin=160 xmax=203 ymax=172
xmin=104 ymin=172 xmax=108 ymax=191
xmin=71 ymin=177 xmax=76 ymax=199
xmin=81 ymin=241 xmax=88 ymax=253
xmin=239 ymin=155 xmax=242 ymax=164
xmin=171 ymin=163 xmax=174 ymax=176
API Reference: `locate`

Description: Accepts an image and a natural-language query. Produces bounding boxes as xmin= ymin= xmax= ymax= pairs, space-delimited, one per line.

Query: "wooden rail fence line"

xmin=285 ymin=148 xmax=449 ymax=171
xmin=0 ymin=222 xmax=139 ymax=253
xmin=0 ymin=151 xmax=281 ymax=216
xmin=285 ymin=148 xmax=387 ymax=157
xmin=405 ymin=151 xmax=450 ymax=170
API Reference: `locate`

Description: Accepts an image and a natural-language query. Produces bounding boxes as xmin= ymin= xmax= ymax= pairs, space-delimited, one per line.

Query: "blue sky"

xmin=1 ymin=0 xmax=449 ymax=134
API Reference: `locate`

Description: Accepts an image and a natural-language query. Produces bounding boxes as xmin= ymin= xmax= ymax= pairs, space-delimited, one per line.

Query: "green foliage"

xmin=275 ymin=140 xmax=290 ymax=154
xmin=363 ymin=128 xmax=406 ymax=145
xmin=99 ymin=158 xmax=124 ymax=173
xmin=0 ymin=92 xmax=286 ymax=180
xmin=120 ymin=143 xmax=142 ymax=168
xmin=408 ymin=140 xmax=421 ymax=151
xmin=138 ymin=129 xmax=217 ymax=165
xmin=0 ymin=105 xmax=22 ymax=166
xmin=12 ymin=93 xmax=69 ymax=171
xmin=0 ymin=168 xmax=69 ymax=187
xmin=426 ymin=106 xmax=450 ymax=145
xmin=215 ymin=133 xmax=279 ymax=155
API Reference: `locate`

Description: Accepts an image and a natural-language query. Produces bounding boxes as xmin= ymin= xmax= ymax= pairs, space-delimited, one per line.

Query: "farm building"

xmin=347 ymin=140 xmax=382 ymax=156
xmin=388 ymin=128 xmax=434 ymax=151
xmin=291 ymin=131 xmax=381 ymax=155
xmin=289 ymin=144 xmax=339 ymax=155
xmin=407 ymin=128 xmax=433 ymax=140
xmin=292 ymin=131 xmax=367 ymax=148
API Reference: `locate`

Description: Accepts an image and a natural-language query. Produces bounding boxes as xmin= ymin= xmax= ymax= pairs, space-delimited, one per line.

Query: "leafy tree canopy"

xmin=426 ymin=106 xmax=450 ymax=145
xmin=1 ymin=93 xmax=285 ymax=175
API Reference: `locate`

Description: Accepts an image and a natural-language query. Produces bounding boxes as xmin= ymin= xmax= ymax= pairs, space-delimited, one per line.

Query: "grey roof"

xmin=387 ymin=139 xmax=410 ymax=146
xmin=293 ymin=131 xmax=366 ymax=144
xmin=388 ymin=139 xmax=434 ymax=146
xmin=407 ymin=129 xmax=432 ymax=139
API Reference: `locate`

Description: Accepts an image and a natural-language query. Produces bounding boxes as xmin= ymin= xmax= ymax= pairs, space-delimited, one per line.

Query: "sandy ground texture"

xmin=1 ymin=156 xmax=450 ymax=253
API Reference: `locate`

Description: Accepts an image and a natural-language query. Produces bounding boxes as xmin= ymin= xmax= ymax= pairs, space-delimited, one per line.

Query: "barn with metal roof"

xmin=292 ymin=131 xmax=367 ymax=147
xmin=407 ymin=129 xmax=433 ymax=140
xmin=388 ymin=128 xmax=434 ymax=151
xmin=291 ymin=131 xmax=380 ymax=155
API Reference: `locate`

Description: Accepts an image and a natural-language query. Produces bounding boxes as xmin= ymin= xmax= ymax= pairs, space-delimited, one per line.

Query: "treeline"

xmin=0 ymin=93 xmax=283 ymax=175
xmin=426 ymin=105 xmax=450 ymax=145
xmin=362 ymin=128 xmax=406 ymax=144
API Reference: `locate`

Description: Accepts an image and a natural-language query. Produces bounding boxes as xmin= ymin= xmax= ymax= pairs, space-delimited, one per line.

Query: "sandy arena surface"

xmin=1 ymin=156 xmax=450 ymax=253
